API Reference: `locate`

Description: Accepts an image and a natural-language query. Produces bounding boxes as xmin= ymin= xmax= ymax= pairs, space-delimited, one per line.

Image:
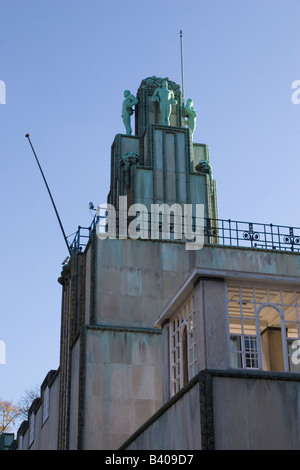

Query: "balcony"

xmin=68 ymin=215 xmax=300 ymax=254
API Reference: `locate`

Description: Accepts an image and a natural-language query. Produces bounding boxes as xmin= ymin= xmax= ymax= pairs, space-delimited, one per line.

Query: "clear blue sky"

xmin=0 ymin=0 xmax=299 ymax=413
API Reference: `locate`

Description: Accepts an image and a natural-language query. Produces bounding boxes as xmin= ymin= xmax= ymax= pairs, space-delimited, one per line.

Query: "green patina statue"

xmin=151 ymin=79 xmax=177 ymax=126
xmin=122 ymin=90 xmax=138 ymax=135
xmin=184 ymin=98 xmax=197 ymax=134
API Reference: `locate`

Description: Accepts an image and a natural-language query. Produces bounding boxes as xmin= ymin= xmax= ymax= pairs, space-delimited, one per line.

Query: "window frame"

xmin=230 ymin=333 xmax=259 ymax=369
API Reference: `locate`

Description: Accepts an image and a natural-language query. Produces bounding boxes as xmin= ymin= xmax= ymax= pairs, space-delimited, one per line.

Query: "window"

xmin=42 ymin=386 xmax=50 ymax=424
xmin=227 ymin=284 xmax=300 ymax=372
xmin=244 ymin=335 xmax=259 ymax=368
xmin=29 ymin=413 xmax=35 ymax=447
xmin=230 ymin=334 xmax=259 ymax=369
xmin=170 ymin=293 xmax=196 ymax=396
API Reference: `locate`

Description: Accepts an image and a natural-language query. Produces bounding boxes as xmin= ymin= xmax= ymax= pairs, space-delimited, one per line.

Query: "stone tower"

xmin=108 ymin=76 xmax=218 ymax=224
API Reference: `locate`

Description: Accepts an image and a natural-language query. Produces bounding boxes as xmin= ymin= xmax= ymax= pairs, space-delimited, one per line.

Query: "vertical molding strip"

xmin=199 ymin=370 xmax=215 ymax=450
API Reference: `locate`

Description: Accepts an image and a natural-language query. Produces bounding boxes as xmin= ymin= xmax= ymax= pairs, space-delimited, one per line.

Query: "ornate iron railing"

xmin=68 ymin=215 xmax=300 ymax=254
xmin=205 ymin=219 xmax=300 ymax=252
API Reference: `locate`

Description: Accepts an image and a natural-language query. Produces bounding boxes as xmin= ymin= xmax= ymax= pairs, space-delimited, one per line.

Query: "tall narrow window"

xmin=170 ymin=293 xmax=196 ymax=396
xmin=182 ymin=325 xmax=188 ymax=385
xmin=42 ymin=386 xmax=50 ymax=424
xmin=230 ymin=334 xmax=259 ymax=369
xmin=29 ymin=413 xmax=35 ymax=447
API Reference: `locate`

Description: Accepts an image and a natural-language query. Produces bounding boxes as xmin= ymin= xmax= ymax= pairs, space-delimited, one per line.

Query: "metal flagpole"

xmin=180 ymin=30 xmax=185 ymax=104
xmin=25 ymin=133 xmax=71 ymax=255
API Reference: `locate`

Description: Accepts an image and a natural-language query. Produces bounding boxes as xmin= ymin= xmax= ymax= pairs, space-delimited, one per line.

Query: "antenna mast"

xmin=180 ymin=30 xmax=185 ymax=104
xmin=25 ymin=134 xmax=71 ymax=255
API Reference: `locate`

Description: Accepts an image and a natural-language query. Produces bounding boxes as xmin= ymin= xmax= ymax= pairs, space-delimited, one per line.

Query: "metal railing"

xmin=68 ymin=215 xmax=300 ymax=254
xmin=68 ymin=215 xmax=98 ymax=252
xmin=206 ymin=219 xmax=300 ymax=252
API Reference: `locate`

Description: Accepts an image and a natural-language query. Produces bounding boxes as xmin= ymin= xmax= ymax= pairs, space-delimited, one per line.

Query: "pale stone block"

xmin=96 ymin=292 xmax=122 ymax=324
xmin=109 ymin=398 xmax=134 ymax=434
xmin=132 ymin=364 xmax=155 ymax=399
xmin=161 ymin=243 xmax=191 ymax=272
xmin=142 ymin=268 xmax=163 ymax=298
xmin=97 ymin=238 xmax=122 ymax=268
xmin=86 ymin=362 xmax=132 ymax=399
xmin=85 ymin=363 xmax=108 ymax=398
xmin=97 ymin=266 xmax=122 ymax=295
xmin=119 ymin=295 xmax=145 ymax=326
xmin=109 ymin=333 xmax=133 ymax=365
xmin=110 ymin=363 xmax=133 ymax=398
xmin=121 ymin=267 xmax=142 ymax=297
xmin=121 ymin=239 xmax=162 ymax=270
xmin=132 ymin=334 xmax=162 ymax=367
xmin=140 ymin=296 xmax=165 ymax=326
xmin=85 ymin=330 xmax=110 ymax=364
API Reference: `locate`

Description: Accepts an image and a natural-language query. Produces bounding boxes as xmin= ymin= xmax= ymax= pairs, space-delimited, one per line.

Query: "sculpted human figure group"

xmin=121 ymin=78 xmax=196 ymax=135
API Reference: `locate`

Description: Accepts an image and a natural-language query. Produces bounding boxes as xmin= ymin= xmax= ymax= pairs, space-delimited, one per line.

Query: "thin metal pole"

xmin=180 ymin=30 xmax=185 ymax=103
xmin=25 ymin=133 xmax=71 ymax=255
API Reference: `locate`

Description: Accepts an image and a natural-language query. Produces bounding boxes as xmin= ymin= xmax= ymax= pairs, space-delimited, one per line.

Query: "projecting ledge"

xmin=84 ymin=324 xmax=162 ymax=335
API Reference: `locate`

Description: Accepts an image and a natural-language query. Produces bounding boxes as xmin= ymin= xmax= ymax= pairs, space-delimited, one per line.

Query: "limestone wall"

xmin=123 ymin=370 xmax=300 ymax=450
